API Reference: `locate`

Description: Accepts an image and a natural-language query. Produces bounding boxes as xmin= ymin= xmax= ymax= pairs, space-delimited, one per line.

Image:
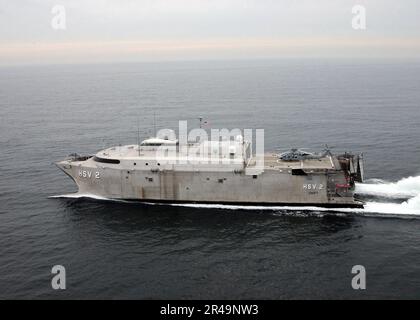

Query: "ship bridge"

xmin=91 ymin=136 xmax=253 ymax=172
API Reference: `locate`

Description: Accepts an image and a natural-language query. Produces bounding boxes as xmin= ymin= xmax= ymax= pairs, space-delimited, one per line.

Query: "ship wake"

xmin=49 ymin=193 xmax=129 ymax=203
xmin=356 ymin=176 xmax=420 ymax=199
xmin=50 ymin=193 xmax=111 ymax=200
xmin=354 ymin=175 xmax=420 ymax=216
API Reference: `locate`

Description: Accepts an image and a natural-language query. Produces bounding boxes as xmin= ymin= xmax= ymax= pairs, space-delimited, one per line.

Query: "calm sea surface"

xmin=1 ymin=59 xmax=420 ymax=299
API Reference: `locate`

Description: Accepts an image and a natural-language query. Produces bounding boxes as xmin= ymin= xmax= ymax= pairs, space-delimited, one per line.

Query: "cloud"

xmin=0 ymin=0 xmax=419 ymax=65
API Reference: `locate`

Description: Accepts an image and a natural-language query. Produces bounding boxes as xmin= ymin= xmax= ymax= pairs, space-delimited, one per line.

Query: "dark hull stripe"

xmin=118 ymin=198 xmax=365 ymax=209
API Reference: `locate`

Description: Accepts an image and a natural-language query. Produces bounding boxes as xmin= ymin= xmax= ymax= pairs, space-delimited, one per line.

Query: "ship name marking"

xmin=303 ymin=183 xmax=324 ymax=190
xmin=79 ymin=170 xmax=100 ymax=179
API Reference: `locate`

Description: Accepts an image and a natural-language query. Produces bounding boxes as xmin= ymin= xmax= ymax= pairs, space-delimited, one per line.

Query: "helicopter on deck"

xmin=278 ymin=145 xmax=333 ymax=161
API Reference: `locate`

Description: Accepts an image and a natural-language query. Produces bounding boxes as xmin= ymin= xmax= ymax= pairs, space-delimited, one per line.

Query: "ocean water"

xmin=1 ymin=59 xmax=420 ymax=299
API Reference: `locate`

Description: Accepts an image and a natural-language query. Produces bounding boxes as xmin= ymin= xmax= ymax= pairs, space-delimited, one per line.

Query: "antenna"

xmin=153 ymin=111 xmax=157 ymax=137
xmin=137 ymin=117 xmax=140 ymax=156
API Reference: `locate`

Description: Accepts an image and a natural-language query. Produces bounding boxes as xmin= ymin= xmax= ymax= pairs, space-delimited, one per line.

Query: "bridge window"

xmin=93 ymin=156 xmax=120 ymax=164
xmin=141 ymin=143 xmax=162 ymax=146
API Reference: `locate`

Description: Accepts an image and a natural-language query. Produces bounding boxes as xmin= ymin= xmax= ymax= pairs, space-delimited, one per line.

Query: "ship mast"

xmin=153 ymin=111 xmax=157 ymax=137
xmin=137 ymin=117 xmax=140 ymax=156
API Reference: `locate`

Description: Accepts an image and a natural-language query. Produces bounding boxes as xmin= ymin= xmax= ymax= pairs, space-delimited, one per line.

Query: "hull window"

xmin=291 ymin=169 xmax=307 ymax=176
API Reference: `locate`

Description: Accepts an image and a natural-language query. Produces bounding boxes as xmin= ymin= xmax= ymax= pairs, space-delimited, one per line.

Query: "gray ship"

xmin=56 ymin=135 xmax=364 ymax=208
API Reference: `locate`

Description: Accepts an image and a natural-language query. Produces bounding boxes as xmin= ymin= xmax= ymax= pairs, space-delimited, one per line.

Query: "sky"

xmin=0 ymin=0 xmax=420 ymax=65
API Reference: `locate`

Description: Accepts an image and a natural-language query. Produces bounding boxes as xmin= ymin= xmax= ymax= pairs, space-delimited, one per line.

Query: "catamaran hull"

xmin=56 ymin=159 xmax=364 ymax=209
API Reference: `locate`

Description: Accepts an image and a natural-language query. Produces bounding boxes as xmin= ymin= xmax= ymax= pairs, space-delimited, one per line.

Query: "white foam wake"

xmin=355 ymin=175 xmax=420 ymax=216
xmin=356 ymin=176 xmax=420 ymax=198
xmin=363 ymin=195 xmax=420 ymax=216
xmin=165 ymin=199 xmax=420 ymax=216
xmin=166 ymin=203 xmax=339 ymax=212
xmin=49 ymin=193 xmax=110 ymax=200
